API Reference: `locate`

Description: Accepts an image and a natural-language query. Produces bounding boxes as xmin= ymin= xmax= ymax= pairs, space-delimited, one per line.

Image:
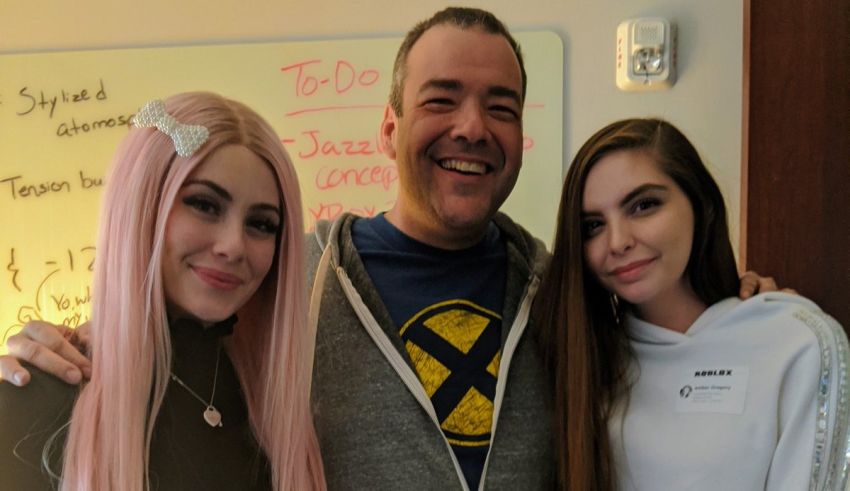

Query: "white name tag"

xmin=675 ymin=366 xmax=749 ymax=414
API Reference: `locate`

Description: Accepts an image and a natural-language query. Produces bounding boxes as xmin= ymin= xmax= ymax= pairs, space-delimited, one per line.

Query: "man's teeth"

xmin=440 ymin=159 xmax=487 ymax=175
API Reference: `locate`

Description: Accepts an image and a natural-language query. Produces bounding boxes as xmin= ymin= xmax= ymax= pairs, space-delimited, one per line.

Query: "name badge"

xmin=675 ymin=366 xmax=749 ymax=414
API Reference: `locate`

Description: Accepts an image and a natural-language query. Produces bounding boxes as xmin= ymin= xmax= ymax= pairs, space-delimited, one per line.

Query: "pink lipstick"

xmin=609 ymin=258 xmax=655 ymax=282
xmin=192 ymin=266 xmax=242 ymax=290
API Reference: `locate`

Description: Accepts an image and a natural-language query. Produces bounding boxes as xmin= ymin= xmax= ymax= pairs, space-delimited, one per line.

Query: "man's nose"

xmin=450 ymin=101 xmax=489 ymax=144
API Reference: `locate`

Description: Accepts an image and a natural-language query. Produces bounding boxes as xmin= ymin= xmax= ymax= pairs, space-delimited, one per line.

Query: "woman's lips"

xmin=609 ymin=258 xmax=656 ymax=282
xmin=192 ymin=266 xmax=243 ymax=290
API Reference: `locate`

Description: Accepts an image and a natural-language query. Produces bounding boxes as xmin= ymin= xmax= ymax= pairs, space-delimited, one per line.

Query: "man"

xmin=0 ymin=7 xmax=776 ymax=490
xmin=305 ymin=9 xmax=552 ymax=489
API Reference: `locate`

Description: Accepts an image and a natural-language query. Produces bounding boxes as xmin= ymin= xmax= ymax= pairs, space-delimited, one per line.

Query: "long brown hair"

xmin=534 ymin=118 xmax=740 ymax=490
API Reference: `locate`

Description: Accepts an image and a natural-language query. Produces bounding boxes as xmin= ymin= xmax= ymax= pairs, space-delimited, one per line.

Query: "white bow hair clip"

xmin=132 ymin=100 xmax=210 ymax=157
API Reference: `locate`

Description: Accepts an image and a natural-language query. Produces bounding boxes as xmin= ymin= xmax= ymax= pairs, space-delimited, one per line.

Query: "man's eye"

xmin=423 ymin=98 xmax=454 ymax=108
xmin=489 ymin=105 xmax=519 ymax=120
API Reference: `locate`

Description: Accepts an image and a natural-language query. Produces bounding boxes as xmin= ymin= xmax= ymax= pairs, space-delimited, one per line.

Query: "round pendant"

xmin=204 ymin=406 xmax=223 ymax=427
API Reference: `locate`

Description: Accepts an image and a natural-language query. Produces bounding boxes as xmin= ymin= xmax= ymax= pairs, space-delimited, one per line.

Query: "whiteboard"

xmin=0 ymin=31 xmax=563 ymax=343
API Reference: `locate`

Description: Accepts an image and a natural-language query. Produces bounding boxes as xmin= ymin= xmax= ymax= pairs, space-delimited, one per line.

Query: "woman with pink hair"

xmin=0 ymin=92 xmax=325 ymax=490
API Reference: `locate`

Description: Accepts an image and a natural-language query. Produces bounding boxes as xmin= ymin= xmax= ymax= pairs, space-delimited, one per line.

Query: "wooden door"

xmin=742 ymin=0 xmax=850 ymax=329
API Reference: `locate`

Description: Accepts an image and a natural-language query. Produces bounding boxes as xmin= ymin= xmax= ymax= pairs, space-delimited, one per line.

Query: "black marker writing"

xmin=6 ymin=248 xmax=21 ymax=292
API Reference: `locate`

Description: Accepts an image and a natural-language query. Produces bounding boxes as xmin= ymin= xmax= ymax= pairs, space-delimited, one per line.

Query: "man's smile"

xmin=438 ymin=159 xmax=490 ymax=175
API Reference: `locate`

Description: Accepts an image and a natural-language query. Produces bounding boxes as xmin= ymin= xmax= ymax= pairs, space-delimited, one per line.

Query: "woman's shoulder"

xmin=0 ymin=364 xmax=77 ymax=414
xmin=746 ymin=295 xmax=850 ymax=491
xmin=727 ymin=293 xmax=850 ymax=402
xmin=0 ymin=365 xmax=76 ymax=489
xmin=700 ymin=293 xmax=848 ymax=376
xmin=722 ymin=292 xmax=845 ymax=342
xmin=726 ymin=294 xmax=850 ymax=489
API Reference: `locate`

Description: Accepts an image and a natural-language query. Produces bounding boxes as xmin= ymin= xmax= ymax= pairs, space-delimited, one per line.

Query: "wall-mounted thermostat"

xmin=616 ymin=18 xmax=676 ymax=91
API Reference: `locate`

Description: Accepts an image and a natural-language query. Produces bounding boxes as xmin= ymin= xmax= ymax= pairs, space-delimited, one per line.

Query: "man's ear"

xmin=380 ymin=104 xmax=398 ymax=160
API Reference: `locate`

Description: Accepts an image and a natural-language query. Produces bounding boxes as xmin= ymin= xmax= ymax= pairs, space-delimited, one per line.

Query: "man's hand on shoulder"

xmin=739 ymin=270 xmax=798 ymax=299
xmin=0 ymin=321 xmax=91 ymax=387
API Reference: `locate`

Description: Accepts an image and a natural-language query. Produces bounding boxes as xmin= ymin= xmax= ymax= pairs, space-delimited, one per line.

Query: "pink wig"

xmin=60 ymin=92 xmax=325 ymax=490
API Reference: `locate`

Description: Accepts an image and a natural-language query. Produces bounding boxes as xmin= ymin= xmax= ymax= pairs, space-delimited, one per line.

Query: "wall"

xmin=1 ymin=0 xmax=743 ymax=249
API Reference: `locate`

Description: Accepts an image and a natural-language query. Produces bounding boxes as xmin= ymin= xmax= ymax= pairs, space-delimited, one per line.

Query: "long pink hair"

xmin=59 ymin=92 xmax=325 ymax=490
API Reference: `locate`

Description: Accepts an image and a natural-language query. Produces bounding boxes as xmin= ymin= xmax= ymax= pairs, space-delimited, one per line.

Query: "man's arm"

xmin=0 ymin=270 xmax=784 ymax=387
xmin=739 ymin=270 xmax=797 ymax=299
xmin=0 ymin=321 xmax=91 ymax=386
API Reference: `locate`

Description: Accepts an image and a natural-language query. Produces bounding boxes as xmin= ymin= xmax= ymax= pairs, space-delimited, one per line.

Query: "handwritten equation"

xmin=3 ymin=246 xmax=95 ymax=343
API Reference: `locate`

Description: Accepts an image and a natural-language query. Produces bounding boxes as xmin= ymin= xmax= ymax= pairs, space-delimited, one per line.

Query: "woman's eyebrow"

xmin=182 ymin=179 xmax=231 ymax=201
xmin=620 ymin=183 xmax=668 ymax=207
xmin=251 ymin=203 xmax=282 ymax=219
xmin=184 ymin=178 xmax=280 ymax=217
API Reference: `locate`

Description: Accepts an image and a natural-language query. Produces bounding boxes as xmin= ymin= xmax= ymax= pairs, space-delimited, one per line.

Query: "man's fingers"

xmin=69 ymin=322 xmax=92 ymax=354
xmin=6 ymin=321 xmax=90 ymax=384
xmin=756 ymin=276 xmax=778 ymax=293
xmin=0 ymin=355 xmax=32 ymax=386
xmin=63 ymin=322 xmax=93 ymax=379
xmin=7 ymin=334 xmax=83 ymax=384
xmin=739 ymin=271 xmax=779 ymax=299
xmin=739 ymin=271 xmax=760 ymax=299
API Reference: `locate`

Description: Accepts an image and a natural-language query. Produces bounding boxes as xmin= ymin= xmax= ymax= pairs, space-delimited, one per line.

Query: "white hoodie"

xmin=611 ymin=292 xmax=850 ymax=491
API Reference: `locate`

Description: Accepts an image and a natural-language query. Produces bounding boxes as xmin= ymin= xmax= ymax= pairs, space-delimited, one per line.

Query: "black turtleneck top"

xmin=0 ymin=316 xmax=272 ymax=490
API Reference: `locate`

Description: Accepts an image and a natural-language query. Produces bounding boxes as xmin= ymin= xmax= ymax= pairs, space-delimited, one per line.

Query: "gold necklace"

xmin=169 ymin=340 xmax=223 ymax=428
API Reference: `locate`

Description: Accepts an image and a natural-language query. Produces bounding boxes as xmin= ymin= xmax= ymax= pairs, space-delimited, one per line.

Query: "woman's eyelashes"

xmin=184 ymin=195 xmax=221 ymax=217
xmin=582 ymin=217 xmax=605 ymax=238
xmin=183 ymin=194 xmax=280 ymax=236
xmin=582 ymin=195 xmax=665 ymax=238
xmin=247 ymin=215 xmax=280 ymax=236
xmin=630 ymin=196 xmax=663 ymax=215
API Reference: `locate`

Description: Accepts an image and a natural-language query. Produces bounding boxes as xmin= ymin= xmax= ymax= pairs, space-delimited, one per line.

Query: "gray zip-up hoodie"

xmin=307 ymin=212 xmax=554 ymax=490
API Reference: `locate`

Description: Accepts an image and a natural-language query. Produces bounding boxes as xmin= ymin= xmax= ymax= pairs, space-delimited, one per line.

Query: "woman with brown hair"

xmin=535 ymin=118 xmax=849 ymax=490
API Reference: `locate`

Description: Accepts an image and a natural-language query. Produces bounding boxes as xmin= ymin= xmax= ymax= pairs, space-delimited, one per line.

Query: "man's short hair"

xmin=388 ymin=7 xmax=527 ymax=116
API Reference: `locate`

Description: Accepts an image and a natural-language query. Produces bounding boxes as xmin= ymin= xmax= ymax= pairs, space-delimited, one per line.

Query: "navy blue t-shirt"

xmin=352 ymin=214 xmax=506 ymax=490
